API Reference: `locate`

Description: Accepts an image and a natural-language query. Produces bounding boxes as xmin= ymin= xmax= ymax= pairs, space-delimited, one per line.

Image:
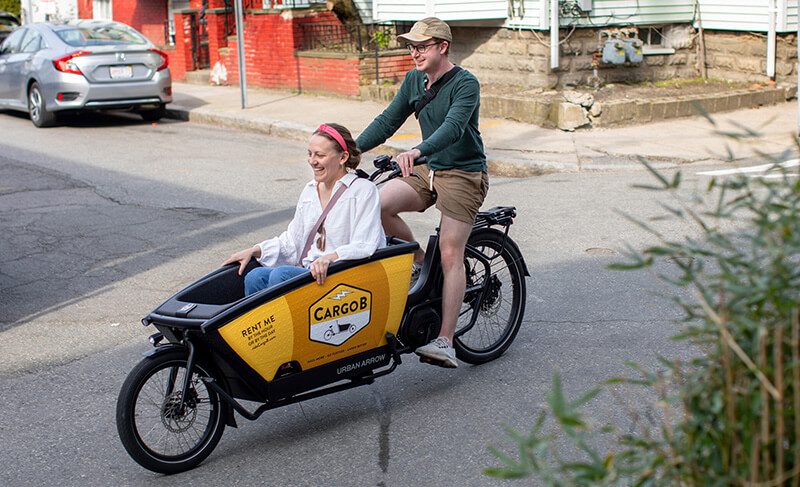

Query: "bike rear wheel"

xmin=454 ymin=228 xmax=526 ymax=364
xmin=116 ymin=348 xmax=226 ymax=474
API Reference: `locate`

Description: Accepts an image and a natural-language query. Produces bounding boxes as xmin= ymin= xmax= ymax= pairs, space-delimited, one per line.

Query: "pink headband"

xmin=316 ymin=124 xmax=348 ymax=153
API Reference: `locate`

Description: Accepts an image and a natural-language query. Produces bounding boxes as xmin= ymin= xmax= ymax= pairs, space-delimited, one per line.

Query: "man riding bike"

xmin=356 ymin=17 xmax=488 ymax=368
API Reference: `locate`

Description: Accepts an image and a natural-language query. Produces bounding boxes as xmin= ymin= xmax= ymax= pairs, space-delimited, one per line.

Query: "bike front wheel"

xmin=454 ymin=228 xmax=527 ymax=364
xmin=116 ymin=348 xmax=226 ymax=474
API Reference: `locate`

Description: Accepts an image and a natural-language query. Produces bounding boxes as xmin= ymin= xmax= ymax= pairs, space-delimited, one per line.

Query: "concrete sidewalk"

xmin=167 ymin=82 xmax=799 ymax=175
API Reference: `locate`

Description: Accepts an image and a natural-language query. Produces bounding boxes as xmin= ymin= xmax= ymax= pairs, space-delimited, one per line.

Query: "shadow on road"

xmin=0 ymin=147 xmax=293 ymax=329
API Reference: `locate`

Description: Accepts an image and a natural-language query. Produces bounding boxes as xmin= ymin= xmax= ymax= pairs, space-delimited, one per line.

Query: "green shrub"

xmin=0 ymin=0 xmax=20 ymax=16
xmin=486 ymin=120 xmax=800 ymax=485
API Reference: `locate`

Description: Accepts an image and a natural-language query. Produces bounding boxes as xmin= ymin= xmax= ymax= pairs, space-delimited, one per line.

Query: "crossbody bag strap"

xmin=414 ymin=66 xmax=462 ymax=119
xmin=298 ymin=183 xmax=348 ymax=266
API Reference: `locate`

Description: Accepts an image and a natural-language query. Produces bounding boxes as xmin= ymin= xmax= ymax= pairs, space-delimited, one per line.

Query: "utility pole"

xmin=234 ymin=0 xmax=248 ymax=109
xmin=23 ymin=0 xmax=33 ymax=23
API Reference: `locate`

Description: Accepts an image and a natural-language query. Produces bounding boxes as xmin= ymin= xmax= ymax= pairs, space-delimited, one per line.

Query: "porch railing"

xmin=298 ymin=22 xmax=412 ymax=53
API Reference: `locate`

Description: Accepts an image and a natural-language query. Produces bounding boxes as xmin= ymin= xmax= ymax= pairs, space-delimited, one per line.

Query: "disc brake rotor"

xmin=161 ymin=388 xmax=199 ymax=433
xmin=480 ymin=275 xmax=502 ymax=313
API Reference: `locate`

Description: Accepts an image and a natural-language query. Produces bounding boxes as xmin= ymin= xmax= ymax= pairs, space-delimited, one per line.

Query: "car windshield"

xmin=56 ymin=25 xmax=147 ymax=46
xmin=0 ymin=18 xmax=18 ymax=27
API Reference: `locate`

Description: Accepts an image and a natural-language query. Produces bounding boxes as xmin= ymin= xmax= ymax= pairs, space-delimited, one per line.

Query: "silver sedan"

xmin=0 ymin=20 xmax=172 ymax=127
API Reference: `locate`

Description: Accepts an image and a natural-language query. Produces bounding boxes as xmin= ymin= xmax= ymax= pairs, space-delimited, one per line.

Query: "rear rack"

xmin=474 ymin=206 xmax=516 ymax=228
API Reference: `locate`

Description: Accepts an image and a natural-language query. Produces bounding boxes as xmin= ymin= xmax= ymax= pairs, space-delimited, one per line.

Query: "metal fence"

xmin=298 ymin=22 xmax=412 ymax=53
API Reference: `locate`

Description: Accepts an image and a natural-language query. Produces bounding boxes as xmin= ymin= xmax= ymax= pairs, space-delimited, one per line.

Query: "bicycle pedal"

xmin=418 ymin=355 xmax=457 ymax=369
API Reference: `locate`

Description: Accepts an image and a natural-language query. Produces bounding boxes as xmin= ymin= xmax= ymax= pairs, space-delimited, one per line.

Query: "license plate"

xmin=109 ymin=65 xmax=133 ymax=79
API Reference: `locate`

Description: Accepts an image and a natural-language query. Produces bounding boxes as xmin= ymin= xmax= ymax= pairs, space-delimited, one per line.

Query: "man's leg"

xmin=437 ymin=214 xmax=473 ymax=341
xmin=413 ymin=215 xmax=472 ymax=368
xmin=379 ymin=179 xmax=428 ymax=264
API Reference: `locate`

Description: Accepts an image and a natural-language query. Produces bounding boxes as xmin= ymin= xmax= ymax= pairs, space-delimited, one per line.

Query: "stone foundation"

xmin=703 ymin=30 xmax=797 ymax=83
xmin=449 ymin=25 xmax=797 ymax=90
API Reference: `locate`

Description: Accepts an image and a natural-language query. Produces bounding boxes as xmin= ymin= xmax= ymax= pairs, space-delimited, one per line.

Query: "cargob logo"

xmin=309 ymin=284 xmax=371 ymax=346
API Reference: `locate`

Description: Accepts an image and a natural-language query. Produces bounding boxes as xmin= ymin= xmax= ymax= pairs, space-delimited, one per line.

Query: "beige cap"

xmin=397 ymin=17 xmax=452 ymax=43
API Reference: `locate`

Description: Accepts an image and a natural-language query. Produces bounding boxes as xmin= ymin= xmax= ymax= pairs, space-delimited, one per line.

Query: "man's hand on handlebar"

xmin=395 ymin=148 xmax=422 ymax=178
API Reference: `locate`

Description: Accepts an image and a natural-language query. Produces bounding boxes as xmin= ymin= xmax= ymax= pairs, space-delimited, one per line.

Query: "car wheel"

xmin=139 ymin=104 xmax=166 ymax=122
xmin=28 ymin=82 xmax=57 ymax=128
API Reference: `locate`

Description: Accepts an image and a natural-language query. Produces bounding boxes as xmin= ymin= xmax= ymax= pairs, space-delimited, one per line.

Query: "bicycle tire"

xmin=453 ymin=228 xmax=526 ymax=364
xmin=116 ymin=348 xmax=226 ymax=474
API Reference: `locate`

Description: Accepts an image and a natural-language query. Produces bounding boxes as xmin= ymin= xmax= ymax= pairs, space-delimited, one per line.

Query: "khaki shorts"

xmin=401 ymin=165 xmax=489 ymax=224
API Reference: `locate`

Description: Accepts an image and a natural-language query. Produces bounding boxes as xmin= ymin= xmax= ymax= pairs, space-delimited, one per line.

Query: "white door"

xmin=93 ymin=0 xmax=112 ymax=20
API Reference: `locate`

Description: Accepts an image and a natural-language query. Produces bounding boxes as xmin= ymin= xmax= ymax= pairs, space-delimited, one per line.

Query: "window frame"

xmin=0 ymin=27 xmax=27 ymax=55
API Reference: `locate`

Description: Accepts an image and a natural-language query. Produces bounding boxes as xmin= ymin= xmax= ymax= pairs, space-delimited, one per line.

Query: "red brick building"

xmin=171 ymin=0 xmax=413 ymax=96
xmin=76 ymin=0 xmax=413 ymax=97
xmin=77 ymin=0 xmax=170 ymax=47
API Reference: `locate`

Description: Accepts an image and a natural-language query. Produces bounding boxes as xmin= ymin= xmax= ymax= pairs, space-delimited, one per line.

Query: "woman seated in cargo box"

xmin=224 ymin=123 xmax=386 ymax=295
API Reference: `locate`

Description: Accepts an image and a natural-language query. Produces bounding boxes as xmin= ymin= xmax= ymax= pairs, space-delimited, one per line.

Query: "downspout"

xmin=550 ymin=0 xmax=559 ymax=69
xmin=767 ymin=0 xmax=777 ymax=79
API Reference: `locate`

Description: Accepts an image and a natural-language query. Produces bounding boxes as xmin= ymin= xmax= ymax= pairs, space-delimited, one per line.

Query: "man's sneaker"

xmin=410 ymin=263 xmax=422 ymax=288
xmin=415 ymin=336 xmax=458 ymax=368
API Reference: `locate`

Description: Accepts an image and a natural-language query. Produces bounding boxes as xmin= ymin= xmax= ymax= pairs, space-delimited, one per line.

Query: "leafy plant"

xmin=486 ymin=117 xmax=800 ymax=485
xmin=0 ymin=0 xmax=20 ymax=16
xmin=371 ymin=29 xmax=391 ymax=50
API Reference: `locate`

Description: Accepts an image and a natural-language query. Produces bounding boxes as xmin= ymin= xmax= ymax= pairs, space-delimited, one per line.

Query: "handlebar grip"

xmin=372 ymin=155 xmax=428 ymax=171
xmin=373 ymin=155 xmax=392 ymax=170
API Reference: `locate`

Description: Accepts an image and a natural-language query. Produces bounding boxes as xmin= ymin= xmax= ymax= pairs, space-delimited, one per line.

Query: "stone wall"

xmin=703 ymin=30 xmax=797 ymax=83
xmin=449 ymin=25 xmax=797 ymax=89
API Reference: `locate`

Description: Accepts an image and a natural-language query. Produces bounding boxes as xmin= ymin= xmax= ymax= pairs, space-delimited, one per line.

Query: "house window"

xmin=641 ymin=26 xmax=675 ymax=55
xmin=93 ymin=0 xmax=113 ymax=21
xmin=643 ymin=27 xmax=663 ymax=46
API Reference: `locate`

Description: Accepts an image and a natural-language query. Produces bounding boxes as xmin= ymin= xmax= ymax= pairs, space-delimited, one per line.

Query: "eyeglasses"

xmin=406 ymin=42 xmax=442 ymax=54
xmin=315 ymin=225 xmax=326 ymax=251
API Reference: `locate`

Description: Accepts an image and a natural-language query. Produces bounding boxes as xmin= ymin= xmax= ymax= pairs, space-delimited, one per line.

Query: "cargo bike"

xmin=115 ymin=156 xmax=530 ymax=474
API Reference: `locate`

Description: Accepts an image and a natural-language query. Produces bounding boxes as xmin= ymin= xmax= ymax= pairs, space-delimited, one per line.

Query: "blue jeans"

xmin=244 ymin=265 xmax=308 ymax=296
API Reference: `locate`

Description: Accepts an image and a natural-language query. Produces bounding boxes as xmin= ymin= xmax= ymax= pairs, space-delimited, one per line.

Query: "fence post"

xmin=375 ymin=40 xmax=379 ymax=85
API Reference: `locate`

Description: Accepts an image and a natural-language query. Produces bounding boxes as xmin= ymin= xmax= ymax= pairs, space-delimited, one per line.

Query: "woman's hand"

xmin=310 ymin=253 xmax=338 ymax=285
xmin=223 ymin=245 xmax=262 ymax=276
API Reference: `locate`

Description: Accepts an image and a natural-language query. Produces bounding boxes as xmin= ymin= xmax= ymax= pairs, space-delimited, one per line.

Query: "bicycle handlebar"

xmin=370 ymin=155 xmax=427 ymax=182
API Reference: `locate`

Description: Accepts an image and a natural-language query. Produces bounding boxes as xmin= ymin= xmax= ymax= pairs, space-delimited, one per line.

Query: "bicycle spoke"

xmin=455 ymin=233 xmax=525 ymax=358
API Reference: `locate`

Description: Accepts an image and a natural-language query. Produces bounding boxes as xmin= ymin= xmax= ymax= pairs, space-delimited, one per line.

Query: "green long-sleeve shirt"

xmin=356 ymin=67 xmax=487 ymax=172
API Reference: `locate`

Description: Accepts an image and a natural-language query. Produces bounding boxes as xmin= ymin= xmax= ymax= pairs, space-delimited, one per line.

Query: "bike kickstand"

xmin=385 ymin=332 xmax=403 ymax=365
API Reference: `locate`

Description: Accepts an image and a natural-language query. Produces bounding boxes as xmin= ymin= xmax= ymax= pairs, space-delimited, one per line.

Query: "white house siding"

xmin=380 ymin=0 xmax=795 ymax=33
xmin=373 ymin=0 xmax=507 ymax=21
xmin=30 ymin=0 xmax=78 ymax=23
xmin=696 ymin=0 xmax=770 ymax=32
xmin=696 ymin=0 xmax=798 ymax=33
xmin=354 ymin=0 xmax=375 ymax=23
xmin=504 ymin=0 xmax=545 ymax=28
xmin=783 ymin=0 xmax=797 ymax=31
xmin=576 ymin=0 xmax=694 ymax=26
xmin=504 ymin=0 xmax=694 ymax=29
xmin=434 ymin=0 xmax=507 ymax=20
xmin=372 ymin=0 xmax=427 ymax=21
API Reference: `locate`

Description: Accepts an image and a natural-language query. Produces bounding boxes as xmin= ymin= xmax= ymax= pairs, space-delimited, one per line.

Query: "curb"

xmin=362 ymin=83 xmax=797 ymax=128
xmin=164 ymin=105 xmax=688 ymax=177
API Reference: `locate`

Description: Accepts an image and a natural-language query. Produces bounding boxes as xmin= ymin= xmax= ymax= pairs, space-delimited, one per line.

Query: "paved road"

xmin=0 ymin=110 xmax=738 ymax=485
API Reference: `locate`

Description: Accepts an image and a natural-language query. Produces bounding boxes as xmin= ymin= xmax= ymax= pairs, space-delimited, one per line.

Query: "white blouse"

xmin=256 ymin=173 xmax=386 ymax=268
